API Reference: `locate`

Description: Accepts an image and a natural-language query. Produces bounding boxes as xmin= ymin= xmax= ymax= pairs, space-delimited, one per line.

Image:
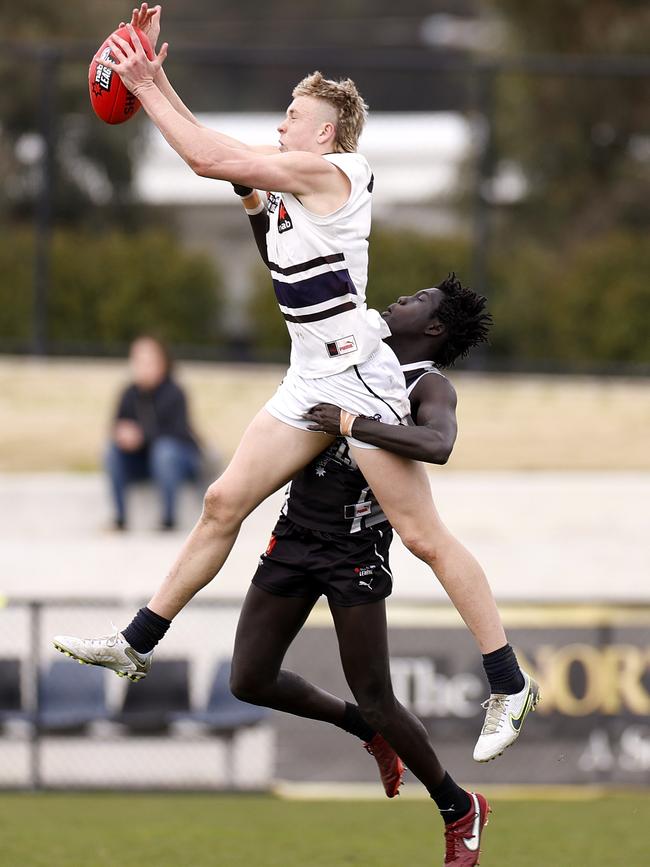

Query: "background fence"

xmin=2 ymin=598 xmax=649 ymax=792
xmin=0 ymin=599 xmax=273 ymax=790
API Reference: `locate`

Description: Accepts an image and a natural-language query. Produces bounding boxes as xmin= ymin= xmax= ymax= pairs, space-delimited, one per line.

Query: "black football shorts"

xmin=252 ymin=519 xmax=393 ymax=607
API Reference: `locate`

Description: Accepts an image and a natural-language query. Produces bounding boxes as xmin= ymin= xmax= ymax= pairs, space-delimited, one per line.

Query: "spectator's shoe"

xmin=363 ymin=733 xmax=405 ymax=798
xmin=53 ymin=628 xmax=152 ymax=682
xmin=473 ymin=671 xmax=540 ymax=762
xmin=443 ymin=792 xmax=490 ymax=866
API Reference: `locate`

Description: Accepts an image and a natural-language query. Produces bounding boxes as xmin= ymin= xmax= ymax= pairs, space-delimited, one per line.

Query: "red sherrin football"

xmin=88 ymin=26 xmax=153 ymax=124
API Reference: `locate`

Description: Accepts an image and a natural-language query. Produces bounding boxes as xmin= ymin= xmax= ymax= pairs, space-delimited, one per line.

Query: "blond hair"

xmin=292 ymin=71 xmax=368 ymax=153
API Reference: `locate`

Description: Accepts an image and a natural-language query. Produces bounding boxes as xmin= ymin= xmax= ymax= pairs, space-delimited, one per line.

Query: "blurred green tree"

xmin=490 ymin=232 xmax=650 ymax=365
xmin=0 ymin=1 xmax=145 ymax=228
xmin=0 ymin=229 xmax=222 ymax=349
xmin=487 ymin=0 xmax=650 ymax=244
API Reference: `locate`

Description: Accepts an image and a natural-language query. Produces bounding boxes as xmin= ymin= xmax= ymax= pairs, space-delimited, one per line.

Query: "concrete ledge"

xmin=1 ymin=472 xmax=648 ymax=603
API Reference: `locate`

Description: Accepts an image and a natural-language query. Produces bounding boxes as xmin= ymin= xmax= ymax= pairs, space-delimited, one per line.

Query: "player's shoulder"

xmin=410 ymin=368 xmax=457 ymax=406
xmin=323 ymin=152 xmax=372 ymax=186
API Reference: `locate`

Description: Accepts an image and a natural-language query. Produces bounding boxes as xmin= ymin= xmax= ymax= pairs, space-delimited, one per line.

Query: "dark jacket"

xmin=115 ymin=377 xmax=199 ymax=451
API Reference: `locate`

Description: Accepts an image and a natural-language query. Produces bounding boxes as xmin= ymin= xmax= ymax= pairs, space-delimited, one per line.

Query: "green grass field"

xmin=0 ymin=793 xmax=648 ymax=866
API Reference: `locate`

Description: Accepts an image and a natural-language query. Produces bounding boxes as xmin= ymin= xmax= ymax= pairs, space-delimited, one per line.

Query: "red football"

xmin=88 ymin=26 xmax=153 ymax=124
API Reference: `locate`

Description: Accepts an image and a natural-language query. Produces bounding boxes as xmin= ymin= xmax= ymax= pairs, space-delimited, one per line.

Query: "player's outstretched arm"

xmin=102 ymin=27 xmax=331 ymax=192
xmin=152 ymin=66 xmax=279 ymax=154
xmin=122 ymin=4 xmax=277 ymax=152
xmin=305 ymin=375 xmax=458 ymax=464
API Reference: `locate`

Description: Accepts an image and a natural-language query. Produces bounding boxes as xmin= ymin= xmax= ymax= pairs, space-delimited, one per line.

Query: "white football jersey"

xmin=265 ymin=152 xmax=389 ymax=378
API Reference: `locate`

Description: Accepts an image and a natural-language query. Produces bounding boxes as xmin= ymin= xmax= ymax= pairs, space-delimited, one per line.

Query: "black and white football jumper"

xmin=252 ymin=362 xmax=445 ymax=605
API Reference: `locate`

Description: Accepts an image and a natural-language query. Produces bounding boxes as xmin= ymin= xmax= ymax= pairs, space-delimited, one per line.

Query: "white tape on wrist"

xmin=339 ymin=409 xmax=358 ymax=438
xmin=244 ymin=200 xmax=265 ymax=216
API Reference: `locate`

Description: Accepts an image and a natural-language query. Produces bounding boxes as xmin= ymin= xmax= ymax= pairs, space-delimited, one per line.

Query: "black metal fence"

xmin=0 ymin=598 xmax=273 ymax=791
xmin=2 ymin=597 xmax=649 ymax=791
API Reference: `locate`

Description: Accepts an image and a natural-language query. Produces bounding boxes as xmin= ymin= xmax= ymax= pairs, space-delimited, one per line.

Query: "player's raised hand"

xmin=129 ymin=3 xmax=162 ymax=52
xmin=102 ymin=24 xmax=168 ymax=96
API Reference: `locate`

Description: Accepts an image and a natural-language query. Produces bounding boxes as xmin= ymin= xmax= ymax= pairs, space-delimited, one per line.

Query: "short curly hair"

xmin=433 ymin=273 xmax=492 ymax=368
xmin=292 ymin=71 xmax=368 ymax=153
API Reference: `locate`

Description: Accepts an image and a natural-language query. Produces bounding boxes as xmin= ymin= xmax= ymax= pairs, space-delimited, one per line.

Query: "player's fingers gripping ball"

xmin=88 ymin=25 xmax=153 ymax=124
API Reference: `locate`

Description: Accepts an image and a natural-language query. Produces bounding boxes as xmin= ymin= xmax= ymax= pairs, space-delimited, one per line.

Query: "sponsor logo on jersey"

xmin=266 ymin=192 xmax=280 ymax=213
xmin=277 ymin=200 xmax=293 ymax=233
xmin=326 ymin=335 xmax=357 ymax=357
xmin=344 ymin=502 xmax=372 ymax=519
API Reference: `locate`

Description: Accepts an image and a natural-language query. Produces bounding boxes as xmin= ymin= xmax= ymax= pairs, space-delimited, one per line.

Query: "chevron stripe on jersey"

xmin=273 ymin=269 xmax=360 ymax=324
xmin=267 ymin=252 xmax=346 ymax=277
xmin=272 ymin=267 xmax=357 ymax=309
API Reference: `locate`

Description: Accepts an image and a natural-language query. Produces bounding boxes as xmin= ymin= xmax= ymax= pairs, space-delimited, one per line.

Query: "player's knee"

xmin=399 ymin=530 xmax=440 ymax=566
xmin=355 ymin=682 xmax=395 ymax=731
xmin=229 ymin=668 xmax=265 ymax=705
xmin=202 ymin=482 xmax=244 ymax=531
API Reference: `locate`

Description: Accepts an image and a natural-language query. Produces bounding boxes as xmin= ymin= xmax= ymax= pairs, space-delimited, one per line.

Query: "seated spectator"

xmin=105 ymin=336 xmax=202 ymax=531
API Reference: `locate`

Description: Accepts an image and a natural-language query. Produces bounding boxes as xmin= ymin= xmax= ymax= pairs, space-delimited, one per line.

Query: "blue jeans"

xmin=105 ymin=437 xmax=201 ymax=526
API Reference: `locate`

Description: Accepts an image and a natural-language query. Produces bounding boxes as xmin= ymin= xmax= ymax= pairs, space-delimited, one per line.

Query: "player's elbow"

xmin=421 ymin=449 xmax=450 ymax=466
xmin=434 ymin=440 xmax=454 ymax=464
xmin=185 ymin=147 xmax=225 ymax=178
xmin=188 ymin=156 xmax=216 ymax=178
xmin=417 ymin=433 xmax=453 ymax=465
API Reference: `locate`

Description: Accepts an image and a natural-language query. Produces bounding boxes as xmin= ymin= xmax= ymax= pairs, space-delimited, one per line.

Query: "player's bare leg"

xmin=352 ymin=447 xmax=507 ymax=654
xmin=146 ymin=409 xmax=334 ymax=619
xmin=53 ymin=412 xmax=334 ymax=676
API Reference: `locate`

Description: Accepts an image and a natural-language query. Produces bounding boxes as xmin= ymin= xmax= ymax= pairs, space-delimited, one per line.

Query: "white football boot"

xmin=53 ymin=627 xmax=153 ymax=682
xmin=473 ymin=671 xmax=540 ymax=762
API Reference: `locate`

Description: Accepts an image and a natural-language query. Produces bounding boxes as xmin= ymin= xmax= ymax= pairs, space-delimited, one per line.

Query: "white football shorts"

xmin=265 ymin=340 xmax=410 ymax=449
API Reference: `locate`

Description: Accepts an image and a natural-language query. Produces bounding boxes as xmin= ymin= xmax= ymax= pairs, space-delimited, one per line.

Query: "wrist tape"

xmin=339 ymin=409 xmax=359 ymax=438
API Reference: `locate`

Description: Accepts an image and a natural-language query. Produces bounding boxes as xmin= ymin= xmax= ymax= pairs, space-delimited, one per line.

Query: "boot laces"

xmin=480 ymin=694 xmax=508 ymax=734
xmin=444 ymin=818 xmax=475 ymax=861
xmin=89 ymin=624 xmax=122 ymax=649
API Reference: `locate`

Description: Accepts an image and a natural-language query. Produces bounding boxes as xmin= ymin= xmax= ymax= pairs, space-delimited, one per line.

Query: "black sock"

xmin=482 ymin=643 xmax=525 ymax=694
xmin=429 ymin=772 xmax=472 ymax=825
xmin=339 ymin=702 xmax=376 ymax=743
xmin=121 ymin=607 xmax=171 ymax=654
